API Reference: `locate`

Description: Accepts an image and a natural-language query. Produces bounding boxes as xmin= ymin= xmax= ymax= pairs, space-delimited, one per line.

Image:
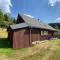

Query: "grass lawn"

xmin=0 ymin=39 xmax=60 ymax=60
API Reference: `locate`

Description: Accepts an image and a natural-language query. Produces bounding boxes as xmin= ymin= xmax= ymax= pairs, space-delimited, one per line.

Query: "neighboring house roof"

xmin=10 ymin=14 xmax=57 ymax=31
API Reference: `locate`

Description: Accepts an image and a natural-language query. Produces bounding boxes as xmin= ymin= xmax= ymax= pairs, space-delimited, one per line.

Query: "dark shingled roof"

xmin=10 ymin=14 xmax=57 ymax=31
xmin=10 ymin=23 xmax=28 ymax=29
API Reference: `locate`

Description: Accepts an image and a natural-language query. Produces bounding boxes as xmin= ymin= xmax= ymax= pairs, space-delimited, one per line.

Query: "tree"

xmin=0 ymin=9 xmax=4 ymax=21
xmin=0 ymin=10 xmax=5 ymax=27
xmin=0 ymin=9 xmax=16 ymax=28
xmin=13 ymin=18 xmax=16 ymax=24
xmin=4 ymin=13 xmax=15 ymax=27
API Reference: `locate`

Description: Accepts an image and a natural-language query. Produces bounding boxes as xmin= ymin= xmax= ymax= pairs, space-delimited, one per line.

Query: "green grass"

xmin=0 ymin=38 xmax=12 ymax=48
xmin=0 ymin=48 xmax=13 ymax=56
xmin=0 ymin=39 xmax=60 ymax=60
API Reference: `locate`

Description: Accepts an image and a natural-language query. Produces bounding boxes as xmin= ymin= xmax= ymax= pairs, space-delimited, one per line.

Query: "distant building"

xmin=8 ymin=14 xmax=58 ymax=48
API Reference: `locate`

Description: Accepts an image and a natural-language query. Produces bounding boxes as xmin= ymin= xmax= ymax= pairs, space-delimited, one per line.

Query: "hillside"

xmin=0 ymin=40 xmax=60 ymax=60
xmin=48 ymin=23 xmax=60 ymax=30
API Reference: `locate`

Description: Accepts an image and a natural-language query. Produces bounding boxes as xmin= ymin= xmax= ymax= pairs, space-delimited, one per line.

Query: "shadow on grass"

xmin=0 ymin=38 xmax=12 ymax=48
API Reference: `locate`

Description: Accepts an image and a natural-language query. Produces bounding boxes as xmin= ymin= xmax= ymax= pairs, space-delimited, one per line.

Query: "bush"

xmin=0 ymin=38 xmax=12 ymax=48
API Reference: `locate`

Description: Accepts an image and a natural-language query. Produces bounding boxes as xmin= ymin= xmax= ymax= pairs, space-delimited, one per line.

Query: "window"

xmin=44 ymin=31 xmax=46 ymax=35
xmin=41 ymin=31 xmax=44 ymax=35
xmin=41 ymin=31 xmax=48 ymax=35
xmin=54 ymin=32 xmax=57 ymax=35
xmin=46 ymin=31 xmax=48 ymax=35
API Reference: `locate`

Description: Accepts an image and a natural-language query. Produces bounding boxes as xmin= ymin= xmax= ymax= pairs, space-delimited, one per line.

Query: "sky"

xmin=0 ymin=0 xmax=60 ymax=23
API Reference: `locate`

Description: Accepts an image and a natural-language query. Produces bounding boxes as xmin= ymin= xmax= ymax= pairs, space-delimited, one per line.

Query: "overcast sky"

xmin=0 ymin=0 xmax=60 ymax=23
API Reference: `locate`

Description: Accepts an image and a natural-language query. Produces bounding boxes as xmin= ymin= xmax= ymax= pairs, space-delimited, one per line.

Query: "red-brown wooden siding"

xmin=31 ymin=29 xmax=49 ymax=41
xmin=31 ymin=29 xmax=40 ymax=42
xmin=48 ymin=31 xmax=54 ymax=37
xmin=12 ymin=28 xmax=30 ymax=48
xmin=9 ymin=28 xmax=57 ymax=48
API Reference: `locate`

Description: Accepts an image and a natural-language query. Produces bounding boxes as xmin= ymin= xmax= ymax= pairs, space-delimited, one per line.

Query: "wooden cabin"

xmin=8 ymin=14 xmax=58 ymax=48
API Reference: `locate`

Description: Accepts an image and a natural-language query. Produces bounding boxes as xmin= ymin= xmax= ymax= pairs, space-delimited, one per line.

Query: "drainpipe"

xmin=29 ymin=27 xmax=32 ymax=46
